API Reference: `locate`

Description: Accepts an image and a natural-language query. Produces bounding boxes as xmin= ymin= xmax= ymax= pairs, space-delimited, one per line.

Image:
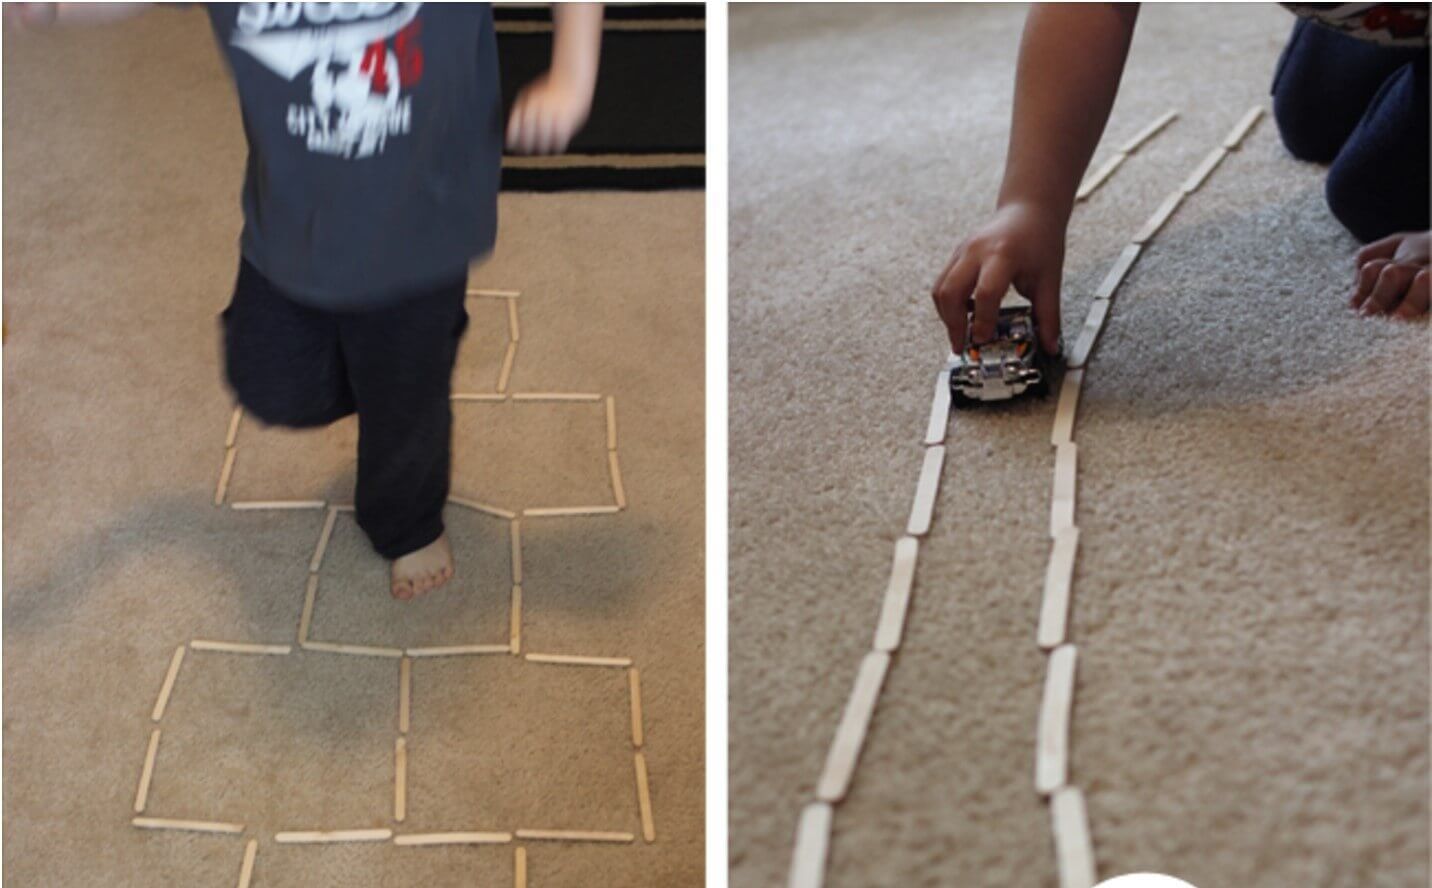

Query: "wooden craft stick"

xmin=230 ymin=500 xmax=327 ymax=511
xmin=515 ymin=846 xmax=528 ymax=888
xmin=190 ymin=640 xmax=292 ymax=656
xmin=1131 ymin=190 xmax=1185 ymax=244
xmin=1222 ymin=105 xmax=1264 ymax=149
xmin=309 ymin=506 xmax=339 ymax=573
xmin=906 ymin=445 xmax=945 ymax=537
xmin=514 ymin=829 xmax=635 ymax=844
xmin=924 ymin=367 xmax=952 ymax=445
xmin=1118 ymin=108 xmax=1178 ymax=154
xmin=1075 ymin=152 xmax=1125 ymax=201
xmin=394 ymin=737 xmax=407 ymax=823
xmin=510 ymin=392 xmax=603 ymax=402
xmin=237 ymin=839 xmax=258 ymax=888
xmin=605 ymin=396 xmax=618 ymax=450
xmin=872 ymin=537 xmax=920 ymax=652
xmin=399 ymin=657 xmax=411 ymax=733
xmin=404 ymin=644 xmax=510 ymax=657
xmin=507 ymin=297 xmax=520 ymax=342
xmin=510 ymin=520 xmax=522 ymax=585
xmin=451 ymin=392 xmax=508 ymax=402
xmin=133 ymin=817 xmax=244 ymax=835
xmin=522 ymin=505 xmax=622 ymax=517
xmin=525 ymin=653 xmax=633 ymax=668
xmin=634 ymin=751 xmax=656 ymax=842
xmin=301 ymin=641 xmax=404 ymax=659
xmin=510 ymin=585 xmax=523 ymax=654
xmin=394 ymin=831 xmax=513 ymax=846
xmin=215 ymin=447 xmax=237 ymax=506
xmin=1051 ymin=786 xmax=1098 ymax=888
xmin=496 ymin=341 xmax=517 ymax=393
xmin=1038 ymin=528 xmax=1081 ymax=650
xmin=467 ymin=287 xmax=521 ymax=298
xmin=275 ymin=829 xmax=392 ymax=844
xmin=332 ymin=503 xmax=356 ymax=512
xmin=815 ymin=650 xmax=891 ymax=802
xmin=448 ymin=496 xmax=517 ymax=520
xmin=1092 ymin=244 xmax=1142 ymax=302
xmin=134 ymin=729 xmax=161 ymax=813
xmin=1050 ymin=369 xmax=1084 ymax=447
xmin=609 ymin=451 xmax=627 ymax=509
xmin=787 ymin=802 xmax=834 ymax=888
xmin=1051 ymin=444 xmax=1078 ymax=537
xmin=1066 ymin=300 xmax=1110 ymax=370
xmin=152 ymin=645 xmax=186 ymax=722
xmin=225 ymin=406 xmax=243 ymax=449
xmin=629 ymin=667 xmax=645 ymax=747
xmin=1036 ymin=644 xmax=1079 ymax=795
xmin=298 ymin=575 xmax=318 ymax=645
xmin=1181 ymin=146 xmax=1228 ymax=193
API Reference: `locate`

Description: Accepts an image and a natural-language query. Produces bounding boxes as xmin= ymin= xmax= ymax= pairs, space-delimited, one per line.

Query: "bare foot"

xmin=390 ymin=534 xmax=454 ymax=600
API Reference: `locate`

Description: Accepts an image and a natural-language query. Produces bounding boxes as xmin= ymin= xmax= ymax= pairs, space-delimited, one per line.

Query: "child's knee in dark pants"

xmin=225 ymin=360 xmax=353 ymax=429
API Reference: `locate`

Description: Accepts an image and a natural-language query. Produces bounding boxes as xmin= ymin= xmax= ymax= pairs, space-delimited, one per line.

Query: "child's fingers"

xmin=1393 ymin=269 xmax=1429 ymax=320
xmin=1355 ymin=232 xmax=1404 ymax=269
xmin=1364 ymin=262 xmax=1419 ymax=315
xmin=1350 ymin=258 xmax=1389 ymax=309
xmin=1032 ymin=276 xmax=1062 ymax=356
xmin=932 ymin=255 xmax=978 ymax=354
xmin=969 ymin=256 xmax=1013 ymax=345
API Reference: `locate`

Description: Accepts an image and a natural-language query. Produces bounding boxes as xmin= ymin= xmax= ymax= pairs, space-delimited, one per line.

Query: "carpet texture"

xmin=729 ymin=5 xmax=1427 ymax=887
xmin=3 ymin=8 xmax=703 ymax=887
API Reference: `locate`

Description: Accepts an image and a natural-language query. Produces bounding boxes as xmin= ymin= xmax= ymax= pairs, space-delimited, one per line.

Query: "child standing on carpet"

xmin=7 ymin=2 xmax=603 ymax=599
xmin=931 ymin=3 xmax=1429 ymax=356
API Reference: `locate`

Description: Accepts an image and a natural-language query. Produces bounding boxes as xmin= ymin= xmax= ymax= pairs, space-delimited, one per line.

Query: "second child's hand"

xmin=505 ymin=3 xmax=602 ymax=155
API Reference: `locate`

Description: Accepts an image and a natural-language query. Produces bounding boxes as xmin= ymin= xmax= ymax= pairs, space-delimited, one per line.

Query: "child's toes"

xmin=391 ymin=580 xmax=413 ymax=600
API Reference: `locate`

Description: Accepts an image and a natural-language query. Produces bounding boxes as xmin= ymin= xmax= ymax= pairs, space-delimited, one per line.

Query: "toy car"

xmin=947 ymin=291 xmax=1058 ymax=405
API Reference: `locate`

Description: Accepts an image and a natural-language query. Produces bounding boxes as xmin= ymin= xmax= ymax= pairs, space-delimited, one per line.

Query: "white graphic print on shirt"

xmin=231 ymin=2 xmax=426 ymax=159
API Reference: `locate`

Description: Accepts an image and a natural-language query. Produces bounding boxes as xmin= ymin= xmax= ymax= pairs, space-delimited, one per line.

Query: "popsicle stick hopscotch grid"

xmin=787 ymin=106 xmax=1265 ymax=888
xmin=150 ymin=287 xmax=654 ymax=884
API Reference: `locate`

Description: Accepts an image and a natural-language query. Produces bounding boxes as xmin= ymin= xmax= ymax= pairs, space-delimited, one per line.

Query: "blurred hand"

xmin=4 ymin=3 xmax=58 ymax=30
xmin=505 ymin=72 xmax=593 ymax=155
xmin=932 ymin=201 xmax=1066 ymax=355
xmin=1350 ymin=230 xmax=1429 ymax=320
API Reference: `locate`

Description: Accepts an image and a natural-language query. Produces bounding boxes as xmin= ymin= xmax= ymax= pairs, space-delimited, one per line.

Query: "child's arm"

xmin=4 ymin=3 xmax=151 ymax=29
xmin=505 ymin=3 xmax=603 ymax=155
xmin=932 ymin=3 xmax=1139 ymax=355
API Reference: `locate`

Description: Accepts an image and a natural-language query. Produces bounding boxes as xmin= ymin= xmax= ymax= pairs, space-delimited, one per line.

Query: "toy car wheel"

xmin=951 ymin=390 xmax=975 ymax=409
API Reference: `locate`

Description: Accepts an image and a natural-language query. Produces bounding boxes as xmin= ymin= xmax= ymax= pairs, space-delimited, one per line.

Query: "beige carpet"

xmin=3 ymin=8 xmax=703 ymax=887
xmin=730 ymin=4 xmax=1427 ymax=887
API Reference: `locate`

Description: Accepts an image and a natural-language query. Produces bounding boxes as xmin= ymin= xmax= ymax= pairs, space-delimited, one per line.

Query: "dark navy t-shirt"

xmin=205 ymin=3 xmax=501 ymax=309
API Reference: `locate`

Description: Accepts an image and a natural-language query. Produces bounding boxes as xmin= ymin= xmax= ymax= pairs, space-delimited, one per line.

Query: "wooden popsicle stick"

xmin=394 ymin=831 xmax=513 ymax=846
xmin=1038 ymin=528 xmax=1081 ymax=650
xmin=815 ymin=650 xmax=892 ymax=802
xmin=514 ymin=829 xmax=634 ymax=844
xmin=404 ymin=644 xmax=510 ymax=657
xmin=1036 ymin=644 xmax=1079 ymax=795
xmin=298 ymin=574 xmax=318 ymax=645
xmin=609 ymin=451 xmax=627 ymax=509
xmin=151 ymin=645 xmax=186 ymax=722
xmin=451 ymin=392 xmax=508 ymax=402
xmin=522 ymin=505 xmax=622 ymax=517
xmin=1050 ymin=444 xmax=1078 ymax=537
xmin=629 ymin=667 xmax=645 ymax=748
xmin=133 ymin=817 xmax=244 ymax=835
xmin=225 ymin=407 xmax=243 ymax=449
xmin=507 ymin=297 xmax=520 ymax=342
xmin=515 ymin=846 xmax=528 ymax=888
xmin=924 ymin=368 xmax=952 ymax=445
xmin=309 ymin=506 xmax=339 ymax=573
xmin=230 ymin=500 xmax=327 ymax=511
xmin=1132 ymin=190 xmax=1185 ymax=244
xmin=906 ymin=445 xmax=945 ymax=537
xmin=605 ymin=396 xmax=618 ymax=450
xmin=1118 ymin=108 xmax=1178 ymax=154
xmin=634 ymin=751 xmax=656 ymax=842
xmin=467 ymin=288 xmax=521 ymax=298
xmin=134 ymin=729 xmax=161 ymax=813
xmin=399 ymin=657 xmax=411 ymax=733
xmin=1075 ymin=152 xmax=1126 ymax=201
xmin=510 ymin=392 xmax=603 ymax=402
xmin=301 ymin=641 xmax=404 ymax=659
xmin=215 ymin=447 xmax=237 ymax=506
xmin=496 ymin=341 xmax=517 ymax=393
xmin=332 ymin=503 xmax=356 ymax=512
xmin=788 ymin=802 xmax=834 ymax=888
xmin=1092 ymin=244 xmax=1142 ymax=302
xmin=1050 ymin=369 xmax=1084 ymax=447
xmin=236 ymin=839 xmax=258 ymax=888
xmin=1181 ymin=146 xmax=1228 ymax=193
xmin=274 ymin=828 xmax=392 ymax=844
xmin=1066 ymin=300 xmax=1110 ymax=370
xmin=190 ymin=640 xmax=292 ymax=656
xmin=525 ymin=653 xmax=633 ymax=668
xmin=510 ymin=520 xmax=523 ymax=585
xmin=394 ymin=737 xmax=407 ymax=822
xmin=1222 ymin=105 xmax=1264 ymax=149
xmin=1051 ymin=786 xmax=1098 ymax=888
xmin=510 ymin=585 xmax=523 ymax=654
xmin=872 ymin=537 xmax=920 ymax=652
xmin=448 ymin=496 xmax=517 ymax=520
